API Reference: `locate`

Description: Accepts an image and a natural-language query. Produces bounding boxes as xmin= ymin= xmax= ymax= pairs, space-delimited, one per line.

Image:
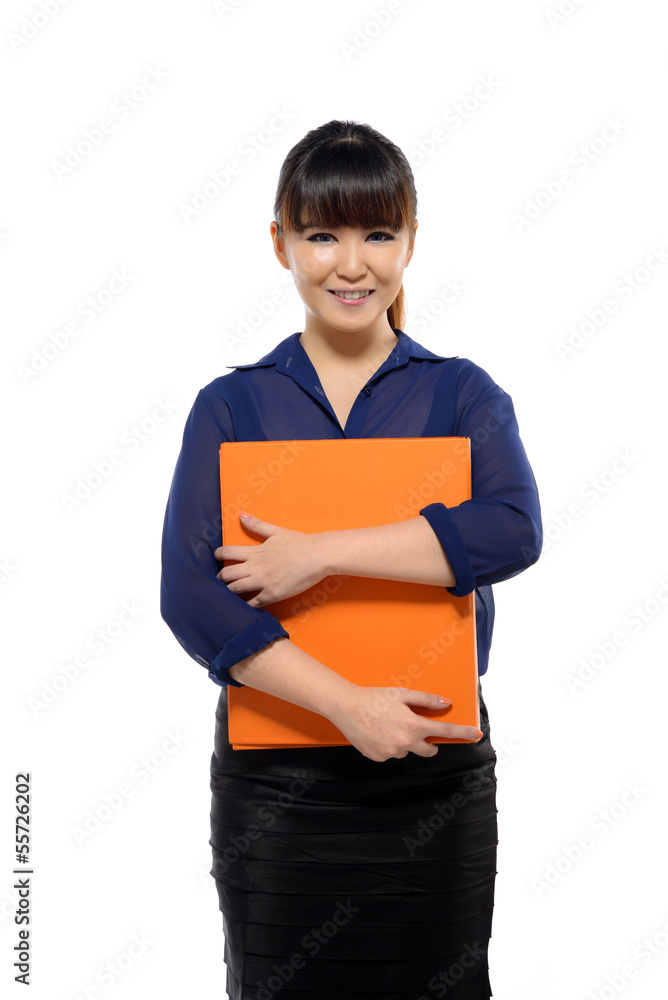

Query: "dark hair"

xmin=273 ymin=119 xmax=418 ymax=332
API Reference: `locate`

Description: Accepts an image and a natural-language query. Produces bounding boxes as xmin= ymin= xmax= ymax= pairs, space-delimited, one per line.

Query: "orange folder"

xmin=219 ymin=437 xmax=478 ymax=749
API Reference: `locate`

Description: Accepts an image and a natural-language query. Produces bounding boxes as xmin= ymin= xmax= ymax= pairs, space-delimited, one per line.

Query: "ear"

xmin=270 ymin=220 xmax=291 ymax=271
xmin=405 ymin=219 xmax=418 ymax=267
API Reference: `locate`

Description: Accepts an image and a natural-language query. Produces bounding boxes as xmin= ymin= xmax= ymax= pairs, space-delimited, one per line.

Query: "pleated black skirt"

xmin=209 ymin=681 xmax=498 ymax=1000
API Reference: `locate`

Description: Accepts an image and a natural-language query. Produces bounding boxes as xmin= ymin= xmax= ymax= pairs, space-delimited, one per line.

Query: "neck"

xmin=298 ymin=326 xmax=399 ymax=366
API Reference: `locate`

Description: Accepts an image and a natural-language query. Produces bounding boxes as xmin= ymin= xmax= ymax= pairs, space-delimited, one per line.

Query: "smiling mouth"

xmin=328 ymin=290 xmax=375 ymax=300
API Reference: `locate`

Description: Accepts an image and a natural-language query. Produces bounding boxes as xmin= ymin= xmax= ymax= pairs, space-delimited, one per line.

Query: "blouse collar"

xmin=225 ymin=329 xmax=453 ymax=373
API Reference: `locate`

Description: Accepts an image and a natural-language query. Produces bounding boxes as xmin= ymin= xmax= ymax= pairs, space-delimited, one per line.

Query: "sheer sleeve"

xmin=160 ymin=388 xmax=290 ymax=687
xmin=419 ymin=360 xmax=543 ymax=597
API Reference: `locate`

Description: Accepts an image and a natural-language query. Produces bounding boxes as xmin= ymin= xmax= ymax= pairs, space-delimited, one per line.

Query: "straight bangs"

xmin=281 ymin=144 xmax=413 ymax=236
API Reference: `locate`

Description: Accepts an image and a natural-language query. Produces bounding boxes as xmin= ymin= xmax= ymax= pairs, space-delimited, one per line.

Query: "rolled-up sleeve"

xmin=419 ymin=361 xmax=543 ymax=597
xmin=160 ymin=388 xmax=290 ymax=687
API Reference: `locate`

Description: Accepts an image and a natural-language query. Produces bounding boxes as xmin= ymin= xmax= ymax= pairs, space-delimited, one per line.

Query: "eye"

xmin=306 ymin=231 xmax=395 ymax=243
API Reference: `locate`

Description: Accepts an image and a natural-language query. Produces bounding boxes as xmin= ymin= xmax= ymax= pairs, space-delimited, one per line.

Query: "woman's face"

xmin=271 ymin=218 xmax=418 ymax=338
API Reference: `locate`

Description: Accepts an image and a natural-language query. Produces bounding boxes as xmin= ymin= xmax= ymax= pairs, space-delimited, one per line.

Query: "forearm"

xmin=227 ymin=636 xmax=358 ymax=721
xmin=318 ymin=515 xmax=456 ymax=588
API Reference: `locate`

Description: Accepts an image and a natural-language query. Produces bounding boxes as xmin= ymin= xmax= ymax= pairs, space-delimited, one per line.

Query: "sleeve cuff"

xmin=207 ymin=617 xmax=290 ymax=687
xmin=419 ymin=502 xmax=476 ymax=597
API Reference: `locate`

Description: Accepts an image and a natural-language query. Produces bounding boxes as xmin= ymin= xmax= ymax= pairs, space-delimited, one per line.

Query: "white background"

xmin=2 ymin=1 xmax=667 ymax=998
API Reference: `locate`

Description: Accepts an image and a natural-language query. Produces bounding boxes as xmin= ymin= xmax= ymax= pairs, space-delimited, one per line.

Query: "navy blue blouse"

xmin=160 ymin=329 xmax=542 ymax=688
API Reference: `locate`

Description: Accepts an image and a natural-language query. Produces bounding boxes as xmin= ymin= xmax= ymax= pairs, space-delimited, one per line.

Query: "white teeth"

xmin=335 ymin=290 xmax=370 ymax=299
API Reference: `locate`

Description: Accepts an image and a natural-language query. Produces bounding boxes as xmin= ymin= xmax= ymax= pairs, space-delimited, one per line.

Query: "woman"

xmin=160 ymin=119 xmax=542 ymax=999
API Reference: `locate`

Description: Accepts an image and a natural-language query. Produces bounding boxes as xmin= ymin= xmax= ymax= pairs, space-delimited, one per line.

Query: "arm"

xmin=227 ymin=637 xmax=484 ymax=754
xmin=318 ymin=515 xmax=457 ymax=587
xmin=160 ymin=387 xmax=291 ymax=688
xmin=226 ymin=636 xmax=358 ymax=712
xmin=313 ymin=360 xmax=542 ymax=597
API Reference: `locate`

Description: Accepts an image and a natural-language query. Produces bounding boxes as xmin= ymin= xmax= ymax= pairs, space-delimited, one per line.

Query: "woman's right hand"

xmin=326 ymin=685 xmax=483 ymax=762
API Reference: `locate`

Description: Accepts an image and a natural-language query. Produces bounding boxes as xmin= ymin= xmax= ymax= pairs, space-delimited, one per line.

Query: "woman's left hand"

xmin=214 ymin=512 xmax=328 ymax=608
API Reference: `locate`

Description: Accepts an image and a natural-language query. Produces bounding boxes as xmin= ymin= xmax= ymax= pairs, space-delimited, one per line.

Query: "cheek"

xmin=293 ymin=253 xmax=326 ymax=279
xmin=382 ymin=261 xmax=407 ymax=286
xmin=377 ymin=247 xmax=408 ymax=280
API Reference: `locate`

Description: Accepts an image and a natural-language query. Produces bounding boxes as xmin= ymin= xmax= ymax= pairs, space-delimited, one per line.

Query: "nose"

xmin=335 ymin=234 xmax=368 ymax=281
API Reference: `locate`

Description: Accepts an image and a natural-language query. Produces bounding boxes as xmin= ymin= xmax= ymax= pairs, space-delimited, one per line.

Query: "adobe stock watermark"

xmin=393 ymin=442 xmax=469 ymax=519
xmin=408 ymin=277 xmax=467 ymax=334
xmin=511 ymin=116 xmax=629 ymax=233
xmin=17 ymin=268 xmax=134 ymax=385
xmin=408 ymin=75 xmax=501 ymax=168
xmin=51 ymin=66 xmax=169 ymax=179
xmin=0 ymin=883 xmax=22 ymax=930
xmin=555 ymin=245 xmax=668 ymax=361
xmin=210 ymin=771 xmax=316 ymax=877
xmin=402 ymin=736 xmax=521 ymax=847
xmin=349 ymin=611 xmax=476 ymax=727
xmin=0 ymin=556 xmax=17 ymax=586
xmin=69 ymin=730 xmax=189 ymax=846
xmin=339 ymin=0 xmax=419 ymax=63
xmin=403 ymin=763 xmax=495 ymax=858
xmin=331 ymin=608 xmax=475 ymax=732
xmin=208 ymin=630 xmax=289 ymax=685
xmin=392 ymin=401 xmax=514 ymax=519
xmin=286 ymin=573 xmax=353 ymax=625
xmin=63 ymin=932 xmax=153 ymax=999
xmin=565 ymin=577 xmax=668 ymax=694
xmin=178 ymin=107 xmax=296 ymax=224
xmin=252 ymin=899 xmax=361 ymax=999
xmin=221 ymin=271 xmax=295 ymax=352
xmin=417 ymin=941 xmax=488 ymax=999
xmin=189 ymin=439 xmax=308 ymax=557
xmin=7 ymin=0 xmax=73 ymax=53
xmin=545 ymin=0 xmax=591 ymax=30
xmin=520 ymin=446 xmax=638 ymax=565
xmin=27 ymin=600 xmax=144 ymax=716
xmin=61 ymin=396 xmax=178 ymax=513
xmin=531 ymin=779 xmax=648 ymax=897
xmin=585 ymin=912 xmax=668 ymax=1000
xmin=212 ymin=0 xmax=249 ymax=17
xmin=196 ymin=863 xmax=217 ymax=894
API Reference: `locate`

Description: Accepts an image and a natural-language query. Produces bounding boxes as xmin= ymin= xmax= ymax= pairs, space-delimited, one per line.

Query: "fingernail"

xmin=239 ymin=511 xmax=250 ymax=519
xmin=474 ymin=729 xmax=484 ymax=740
xmin=438 ymin=697 xmax=452 ymax=705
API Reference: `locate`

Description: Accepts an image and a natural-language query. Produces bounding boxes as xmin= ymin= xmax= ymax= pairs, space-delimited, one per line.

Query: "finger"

xmin=215 ymin=545 xmax=253 ymax=561
xmin=220 ymin=578 xmax=249 ymax=592
xmin=246 ymin=592 xmax=267 ymax=608
xmin=431 ymin=722 xmax=484 ymax=742
xmin=239 ymin=513 xmax=277 ymax=535
xmin=224 ymin=577 xmax=261 ymax=596
xmin=400 ymin=689 xmax=452 ymax=708
xmin=411 ymin=742 xmax=438 ymax=758
xmin=218 ymin=564 xmax=254 ymax=584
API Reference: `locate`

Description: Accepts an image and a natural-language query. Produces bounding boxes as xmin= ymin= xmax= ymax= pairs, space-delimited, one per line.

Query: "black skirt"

xmin=209 ymin=681 xmax=498 ymax=1000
